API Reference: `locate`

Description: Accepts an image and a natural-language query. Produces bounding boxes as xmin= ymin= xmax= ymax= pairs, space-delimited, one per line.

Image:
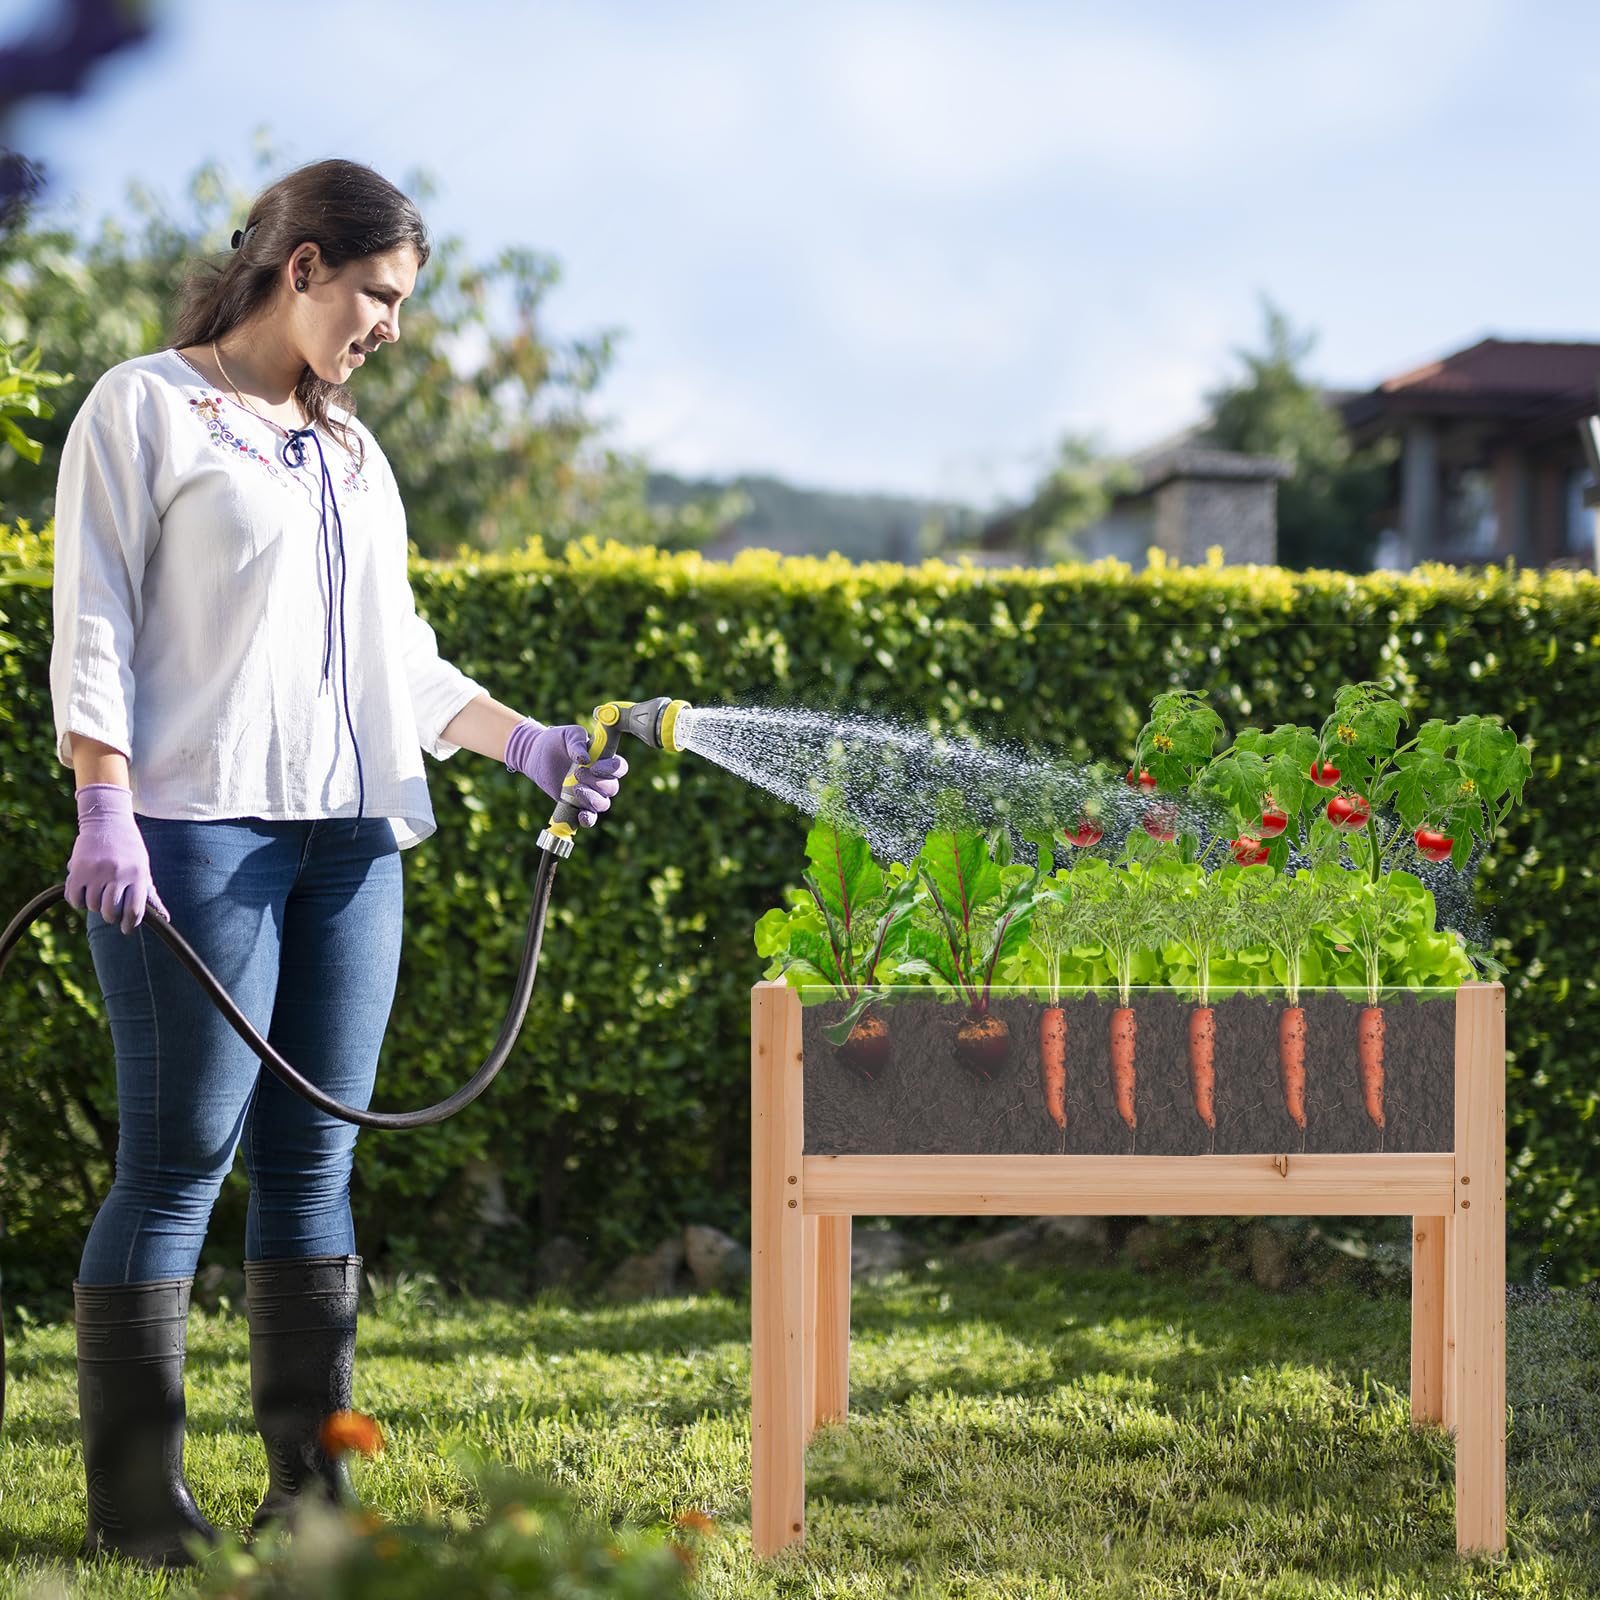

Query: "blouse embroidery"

xmin=188 ymin=395 xmax=286 ymax=480
xmin=173 ymin=352 xmax=372 ymax=494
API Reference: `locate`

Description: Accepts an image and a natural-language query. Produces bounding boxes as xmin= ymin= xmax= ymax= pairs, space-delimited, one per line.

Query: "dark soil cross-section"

xmin=800 ymin=992 xmax=1455 ymax=1156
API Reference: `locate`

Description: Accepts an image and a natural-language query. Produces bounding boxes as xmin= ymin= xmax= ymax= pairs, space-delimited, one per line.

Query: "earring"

xmin=295 ymin=278 xmax=307 ymax=292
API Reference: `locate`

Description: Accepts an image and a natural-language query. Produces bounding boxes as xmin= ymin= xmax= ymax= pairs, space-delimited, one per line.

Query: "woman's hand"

xmin=65 ymin=783 xmax=169 ymax=934
xmin=505 ymin=721 xmax=628 ymax=826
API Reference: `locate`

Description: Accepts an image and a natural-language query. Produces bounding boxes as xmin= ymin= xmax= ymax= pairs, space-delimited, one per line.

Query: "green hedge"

xmin=3 ymin=527 xmax=1597 ymax=1294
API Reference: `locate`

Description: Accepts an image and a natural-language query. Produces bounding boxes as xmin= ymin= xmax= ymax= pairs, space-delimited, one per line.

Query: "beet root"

xmin=836 ymin=1011 xmax=892 ymax=1081
xmin=953 ymin=1010 xmax=1011 ymax=1078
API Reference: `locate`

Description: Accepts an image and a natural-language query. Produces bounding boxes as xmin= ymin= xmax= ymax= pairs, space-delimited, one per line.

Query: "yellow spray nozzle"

xmin=588 ymin=697 xmax=691 ymax=755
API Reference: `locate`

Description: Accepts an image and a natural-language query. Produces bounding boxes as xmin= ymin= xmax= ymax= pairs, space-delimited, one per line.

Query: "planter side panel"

xmin=801 ymin=993 xmax=1455 ymax=1156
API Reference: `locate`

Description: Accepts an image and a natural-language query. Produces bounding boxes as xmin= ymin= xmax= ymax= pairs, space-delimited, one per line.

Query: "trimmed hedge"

xmin=2 ymin=527 xmax=1597 ymax=1295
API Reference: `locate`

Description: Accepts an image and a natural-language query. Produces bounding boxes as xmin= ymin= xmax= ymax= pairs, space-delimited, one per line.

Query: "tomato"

xmin=1231 ymin=835 xmax=1270 ymax=866
xmin=1310 ymin=760 xmax=1341 ymax=788
xmin=1414 ymin=827 xmax=1454 ymax=861
xmin=1141 ymin=803 xmax=1179 ymax=842
xmin=1326 ymin=793 xmax=1372 ymax=831
xmin=1064 ymin=820 xmax=1104 ymax=848
xmin=1256 ymin=800 xmax=1289 ymax=838
xmin=1126 ymin=767 xmax=1157 ymax=790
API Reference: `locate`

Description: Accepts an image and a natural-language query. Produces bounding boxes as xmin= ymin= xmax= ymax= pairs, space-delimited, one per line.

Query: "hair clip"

xmin=230 ymin=223 xmax=259 ymax=251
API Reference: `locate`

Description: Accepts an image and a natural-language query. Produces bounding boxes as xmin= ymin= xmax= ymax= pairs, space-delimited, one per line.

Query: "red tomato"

xmin=1310 ymin=761 xmax=1341 ymax=788
xmin=1141 ymin=803 xmax=1179 ymax=842
xmin=1126 ymin=767 xmax=1157 ymax=790
xmin=1231 ymin=835 xmax=1270 ymax=866
xmin=1414 ymin=827 xmax=1454 ymax=861
xmin=1256 ymin=801 xmax=1289 ymax=838
xmin=1326 ymin=793 xmax=1372 ymax=831
xmin=1064 ymin=820 xmax=1104 ymax=848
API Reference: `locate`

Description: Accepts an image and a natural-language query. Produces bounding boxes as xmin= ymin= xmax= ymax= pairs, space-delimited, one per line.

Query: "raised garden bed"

xmin=749 ymin=680 xmax=1525 ymax=1562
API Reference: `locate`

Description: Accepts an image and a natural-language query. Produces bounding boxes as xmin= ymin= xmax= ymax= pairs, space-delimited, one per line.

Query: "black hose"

xmin=0 ymin=850 xmax=560 ymax=1128
xmin=0 ymin=850 xmax=562 ymax=1429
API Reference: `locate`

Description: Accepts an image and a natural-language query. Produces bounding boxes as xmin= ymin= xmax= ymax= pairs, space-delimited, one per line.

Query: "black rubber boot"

xmin=74 ymin=1277 xmax=220 ymax=1567
xmin=244 ymin=1254 xmax=362 ymax=1530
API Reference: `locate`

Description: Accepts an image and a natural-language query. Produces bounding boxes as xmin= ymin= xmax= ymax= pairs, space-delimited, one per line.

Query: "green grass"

xmin=1 ymin=1263 xmax=1596 ymax=1598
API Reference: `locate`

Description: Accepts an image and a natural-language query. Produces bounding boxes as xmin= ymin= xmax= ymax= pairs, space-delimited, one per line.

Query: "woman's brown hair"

xmin=169 ymin=158 xmax=429 ymax=468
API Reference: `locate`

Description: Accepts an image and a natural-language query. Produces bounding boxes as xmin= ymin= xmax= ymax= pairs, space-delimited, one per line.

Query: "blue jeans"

xmin=78 ymin=817 xmax=403 ymax=1285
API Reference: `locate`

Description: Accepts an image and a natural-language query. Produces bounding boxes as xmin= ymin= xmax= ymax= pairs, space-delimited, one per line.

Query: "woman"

xmin=49 ymin=157 xmax=623 ymax=1568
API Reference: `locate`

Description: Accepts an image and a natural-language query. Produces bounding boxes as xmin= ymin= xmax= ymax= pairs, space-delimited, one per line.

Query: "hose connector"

xmin=536 ymin=697 xmax=692 ymax=856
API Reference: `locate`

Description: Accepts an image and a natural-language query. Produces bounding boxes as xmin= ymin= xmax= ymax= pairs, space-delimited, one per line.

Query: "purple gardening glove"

xmin=504 ymin=720 xmax=628 ymax=827
xmin=65 ymin=783 xmax=169 ymax=934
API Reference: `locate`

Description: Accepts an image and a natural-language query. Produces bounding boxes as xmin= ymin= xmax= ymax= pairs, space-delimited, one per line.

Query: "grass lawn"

xmin=0 ymin=1260 xmax=1595 ymax=1598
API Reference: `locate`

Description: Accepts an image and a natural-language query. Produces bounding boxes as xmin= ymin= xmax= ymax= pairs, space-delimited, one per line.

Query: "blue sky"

xmin=12 ymin=0 xmax=1600 ymax=506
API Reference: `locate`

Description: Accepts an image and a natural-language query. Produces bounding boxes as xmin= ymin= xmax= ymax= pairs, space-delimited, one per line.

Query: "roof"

xmin=1133 ymin=445 xmax=1291 ymax=492
xmin=1340 ymin=338 xmax=1600 ymax=435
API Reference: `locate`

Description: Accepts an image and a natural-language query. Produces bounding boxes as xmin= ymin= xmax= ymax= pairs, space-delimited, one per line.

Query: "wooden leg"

xmin=751 ymin=984 xmax=807 ymax=1557
xmin=1442 ymin=1213 xmax=1456 ymax=1433
xmin=802 ymin=1217 xmax=817 ymax=1440
xmin=1410 ymin=1215 xmax=1446 ymax=1427
xmin=1453 ymin=984 xmax=1506 ymax=1557
xmin=812 ymin=1216 xmax=852 ymax=1432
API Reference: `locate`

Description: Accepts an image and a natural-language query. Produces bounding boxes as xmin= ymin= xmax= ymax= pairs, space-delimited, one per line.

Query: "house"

xmin=977 ymin=337 xmax=1600 ymax=573
xmin=1338 ymin=338 xmax=1600 ymax=570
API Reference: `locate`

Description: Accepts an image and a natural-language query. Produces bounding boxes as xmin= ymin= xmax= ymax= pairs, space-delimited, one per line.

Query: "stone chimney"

xmin=1140 ymin=447 xmax=1290 ymax=565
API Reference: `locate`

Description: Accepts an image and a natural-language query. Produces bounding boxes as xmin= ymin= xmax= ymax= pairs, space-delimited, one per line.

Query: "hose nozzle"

xmin=537 ymin=696 xmax=692 ymax=856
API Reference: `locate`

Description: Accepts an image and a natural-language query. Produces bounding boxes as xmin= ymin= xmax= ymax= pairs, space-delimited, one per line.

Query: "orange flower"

xmin=673 ymin=1509 xmax=716 ymax=1539
xmin=319 ymin=1410 xmax=385 ymax=1458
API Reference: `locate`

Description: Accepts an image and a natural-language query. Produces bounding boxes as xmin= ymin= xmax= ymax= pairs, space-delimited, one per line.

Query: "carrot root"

xmin=1279 ymin=1006 xmax=1307 ymax=1130
xmin=1358 ymin=1005 xmax=1386 ymax=1131
xmin=1188 ymin=1005 xmax=1216 ymax=1130
xmin=1040 ymin=1007 xmax=1067 ymax=1132
xmin=1110 ymin=1006 xmax=1138 ymax=1131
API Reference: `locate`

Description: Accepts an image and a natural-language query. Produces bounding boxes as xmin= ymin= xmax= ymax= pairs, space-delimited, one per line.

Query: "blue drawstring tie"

xmin=280 ymin=424 xmax=366 ymax=827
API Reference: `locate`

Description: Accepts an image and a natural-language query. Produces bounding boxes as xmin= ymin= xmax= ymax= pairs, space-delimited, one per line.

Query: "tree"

xmin=0 ymin=135 xmax=730 ymax=555
xmin=991 ymin=432 xmax=1136 ymax=564
xmin=0 ymin=339 xmax=68 ymax=473
xmin=1201 ymin=298 xmax=1396 ymax=573
xmin=1028 ymin=433 xmax=1136 ymax=561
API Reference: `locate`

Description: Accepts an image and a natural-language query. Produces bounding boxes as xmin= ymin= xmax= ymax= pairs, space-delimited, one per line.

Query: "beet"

xmin=835 ymin=1011 xmax=891 ymax=1081
xmin=953 ymin=1011 xmax=1011 ymax=1078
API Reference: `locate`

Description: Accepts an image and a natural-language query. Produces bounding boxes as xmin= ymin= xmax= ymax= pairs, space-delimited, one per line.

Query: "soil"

xmin=800 ymin=992 xmax=1456 ymax=1156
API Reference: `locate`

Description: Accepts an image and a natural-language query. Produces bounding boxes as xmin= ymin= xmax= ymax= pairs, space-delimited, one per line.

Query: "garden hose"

xmin=0 ymin=695 xmax=692 ymax=1427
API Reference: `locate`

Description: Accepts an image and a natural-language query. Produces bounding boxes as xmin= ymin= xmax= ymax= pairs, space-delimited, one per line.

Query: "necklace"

xmin=211 ymin=340 xmax=307 ymax=437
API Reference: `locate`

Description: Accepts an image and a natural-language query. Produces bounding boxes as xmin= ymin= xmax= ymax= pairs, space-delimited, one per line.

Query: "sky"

xmin=11 ymin=0 xmax=1600 ymax=508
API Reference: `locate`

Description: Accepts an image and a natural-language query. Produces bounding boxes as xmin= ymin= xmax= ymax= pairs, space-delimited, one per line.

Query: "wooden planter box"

xmin=750 ymin=980 xmax=1506 ymax=1559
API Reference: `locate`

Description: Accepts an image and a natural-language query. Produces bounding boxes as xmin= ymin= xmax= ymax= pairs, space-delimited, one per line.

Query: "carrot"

xmin=1188 ymin=1006 xmax=1216 ymax=1130
xmin=1040 ymin=1007 xmax=1067 ymax=1132
xmin=1109 ymin=1007 xmax=1138 ymax=1132
xmin=1279 ymin=1006 xmax=1307 ymax=1129
xmin=1358 ymin=1005 xmax=1386 ymax=1131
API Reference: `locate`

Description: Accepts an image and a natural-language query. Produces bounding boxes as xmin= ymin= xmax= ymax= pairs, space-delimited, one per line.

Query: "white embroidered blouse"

xmin=49 ymin=348 xmax=487 ymax=849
